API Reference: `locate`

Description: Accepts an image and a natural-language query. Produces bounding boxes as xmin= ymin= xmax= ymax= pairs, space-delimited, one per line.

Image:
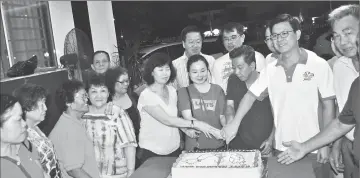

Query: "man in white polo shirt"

xmin=172 ymin=25 xmax=215 ymax=89
xmin=222 ymin=14 xmax=336 ymax=178
xmin=212 ymin=22 xmax=266 ymax=94
xmin=328 ymin=4 xmax=359 ymax=178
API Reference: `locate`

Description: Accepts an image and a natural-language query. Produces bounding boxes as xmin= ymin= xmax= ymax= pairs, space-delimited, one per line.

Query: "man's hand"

xmin=277 ymin=141 xmax=307 ymax=165
xmin=260 ymin=138 xmax=273 ymax=156
xmin=317 ymin=146 xmax=330 ymax=164
xmin=329 ymin=146 xmax=344 ymax=174
xmin=221 ymin=122 xmax=239 ymax=144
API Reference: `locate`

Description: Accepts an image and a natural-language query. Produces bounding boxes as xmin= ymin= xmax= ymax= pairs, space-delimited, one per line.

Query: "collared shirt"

xmin=333 ymin=56 xmax=359 ymax=141
xmin=212 ymin=51 xmax=265 ymax=94
xmin=265 ymin=53 xmax=279 ymax=66
xmin=171 ymin=52 xmax=215 ymax=89
xmin=249 ymin=48 xmax=335 ymax=152
xmin=49 ymin=112 xmax=100 ymax=178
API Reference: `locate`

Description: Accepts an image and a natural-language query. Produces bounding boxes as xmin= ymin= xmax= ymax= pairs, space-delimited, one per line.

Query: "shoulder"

xmin=172 ymin=55 xmax=185 ymax=65
xmin=202 ymin=53 xmax=215 ymax=61
xmin=167 ymin=85 xmax=177 ymax=93
xmin=211 ymin=84 xmax=224 ymax=92
xmin=254 ymin=51 xmax=265 ymax=59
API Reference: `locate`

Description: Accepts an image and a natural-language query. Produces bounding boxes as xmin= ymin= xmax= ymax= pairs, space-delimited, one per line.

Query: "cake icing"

xmin=172 ymin=150 xmax=263 ymax=178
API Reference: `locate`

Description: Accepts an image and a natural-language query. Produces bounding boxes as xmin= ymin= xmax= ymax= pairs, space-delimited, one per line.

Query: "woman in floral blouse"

xmin=83 ymin=75 xmax=137 ymax=178
xmin=14 ymin=83 xmax=62 ymax=178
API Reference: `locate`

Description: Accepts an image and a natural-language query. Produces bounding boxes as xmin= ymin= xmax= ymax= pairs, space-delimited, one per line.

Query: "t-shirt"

xmin=49 ymin=113 xmax=100 ymax=178
xmin=212 ymin=51 xmax=265 ymax=94
xmin=339 ymin=77 xmax=360 ymax=165
xmin=226 ymin=74 xmax=274 ymax=149
xmin=137 ymin=85 xmax=180 ymax=155
xmin=0 ymin=141 xmax=44 ymax=178
xmin=178 ymin=84 xmax=225 ymax=150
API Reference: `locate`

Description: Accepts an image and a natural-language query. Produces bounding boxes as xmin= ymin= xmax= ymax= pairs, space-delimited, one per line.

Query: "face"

xmin=88 ymin=85 xmax=109 ymax=108
xmin=222 ymin=29 xmax=245 ymax=52
xmin=152 ymin=64 xmax=171 ymax=85
xmin=69 ymin=88 xmax=89 ymax=113
xmin=115 ymin=73 xmax=129 ymax=95
xmin=1 ymin=102 xmax=28 ymax=144
xmin=91 ymin=53 xmax=110 ymax=74
xmin=25 ymin=98 xmax=47 ymax=123
xmin=183 ymin=32 xmax=202 ymax=56
xmin=332 ymin=15 xmax=359 ymax=58
xmin=189 ymin=60 xmax=208 ymax=84
xmin=265 ymin=27 xmax=276 ymax=53
xmin=232 ymin=56 xmax=254 ymax=81
xmin=271 ymin=22 xmax=301 ymax=53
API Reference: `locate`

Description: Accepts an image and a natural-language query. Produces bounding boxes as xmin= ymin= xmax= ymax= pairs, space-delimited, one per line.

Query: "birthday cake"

xmin=172 ymin=150 xmax=263 ymax=178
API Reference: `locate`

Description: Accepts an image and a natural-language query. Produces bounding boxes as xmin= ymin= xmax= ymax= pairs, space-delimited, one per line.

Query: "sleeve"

xmin=116 ymin=109 xmax=138 ymax=147
xmin=255 ymin=51 xmax=266 ymax=72
xmin=137 ymin=90 xmax=156 ymax=112
xmin=59 ymin=130 xmax=85 ymax=171
xmin=216 ymin=86 xmax=226 ymax=115
xmin=248 ymin=66 xmax=269 ymax=98
xmin=211 ymin=60 xmax=220 ymax=85
xmin=177 ymin=87 xmax=191 ymax=112
xmin=207 ymin=56 xmax=216 ymax=83
xmin=338 ymin=81 xmax=356 ymax=125
xmin=317 ymin=61 xmax=336 ymax=100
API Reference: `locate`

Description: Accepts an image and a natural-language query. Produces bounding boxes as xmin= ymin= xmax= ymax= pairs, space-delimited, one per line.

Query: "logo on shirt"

xmin=192 ymin=99 xmax=217 ymax=111
xmin=222 ymin=62 xmax=233 ymax=80
xmin=303 ymin=71 xmax=314 ymax=81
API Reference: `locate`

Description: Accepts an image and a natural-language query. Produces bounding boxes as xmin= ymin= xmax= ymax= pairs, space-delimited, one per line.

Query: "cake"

xmin=171 ymin=150 xmax=263 ymax=178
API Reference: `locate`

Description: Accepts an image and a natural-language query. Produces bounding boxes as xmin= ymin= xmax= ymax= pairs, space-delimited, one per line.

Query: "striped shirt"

xmin=82 ymin=106 xmax=137 ymax=177
xmin=171 ymin=53 xmax=215 ymax=89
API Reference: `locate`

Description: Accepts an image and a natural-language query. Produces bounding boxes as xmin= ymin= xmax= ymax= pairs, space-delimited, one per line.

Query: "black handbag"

xmin=7 ymin=55 xmax=38 ymax=77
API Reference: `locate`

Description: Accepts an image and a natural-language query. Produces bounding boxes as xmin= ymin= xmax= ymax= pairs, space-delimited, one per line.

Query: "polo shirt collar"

xmin=275 ymin=48 xmax=308 ymax=67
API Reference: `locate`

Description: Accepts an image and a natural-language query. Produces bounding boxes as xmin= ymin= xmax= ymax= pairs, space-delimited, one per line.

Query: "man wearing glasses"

xmin=172 ymin=25 xmax=215 ymax=89
xmin=212 ymin=22 xmax=265 ymax=94
xmin=222 ymin=14 xmax=335 ymax=178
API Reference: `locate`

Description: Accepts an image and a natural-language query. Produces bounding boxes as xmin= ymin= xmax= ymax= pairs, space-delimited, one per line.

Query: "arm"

xmin=67 ymin=168 xmax=93 ymax=178
xmin=225 ymin=100 xmax=235 ymax=124
xmin=125 ymin=147 xmax=136 ymax=177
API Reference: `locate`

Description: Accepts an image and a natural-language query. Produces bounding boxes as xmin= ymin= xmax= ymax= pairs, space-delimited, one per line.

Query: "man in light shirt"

xmin=328 ymin=4 xmax=359 ymax=178
xmin=172 ymin=25 xmax=215 ymax=89
xmin=212 ymin=22 xmax=265 ymax=94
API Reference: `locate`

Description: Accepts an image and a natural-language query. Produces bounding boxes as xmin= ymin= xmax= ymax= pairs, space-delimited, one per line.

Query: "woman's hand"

xmin=183 ymin=128 xmax=201 ymax=139
xmin=193 ymin=120 xmax=221 ymax=139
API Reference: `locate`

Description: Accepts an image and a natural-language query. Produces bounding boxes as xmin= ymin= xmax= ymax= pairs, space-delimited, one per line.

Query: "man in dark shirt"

xmin=225 ymin=45 xmax=274 ymax=155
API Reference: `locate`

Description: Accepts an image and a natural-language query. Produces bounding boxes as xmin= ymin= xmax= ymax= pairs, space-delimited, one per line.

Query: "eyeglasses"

xmin=116 ymin=80 xmax=130 ymax=85
xmin=223 ymin=35 xmax=240 ymax=43
xmin=75 ymin=93 xmax=88 ymax=100
xmin=270 ymin=31 xmax=294 ymax=41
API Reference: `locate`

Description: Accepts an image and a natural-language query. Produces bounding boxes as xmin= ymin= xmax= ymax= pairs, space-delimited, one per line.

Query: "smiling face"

xmin=189 ymin=60 xmax=208 ymax=84
xmin=272 ymin=21 xmax=301 ymax=54
xmin=115 ymin=73 xmax=129 ymax=95
xmin=332 ymin=15 xmax=359 ymax=58
xmin=25 ymin=98 xmax=47 ymax=123
xmin=88 ymin=85 xmax=109 ymax=108
xmin=152 ymin=64 xmax=171 ymax=85
xmin=69 ymin=88 xmax=89 ymax=113
xmin=183 ymin=32 xmax=202 ymax=57
xmin=1 ymin=102 xmax=28 ymax=144
xmin=232 ymin=56 xmax=255 ymax=82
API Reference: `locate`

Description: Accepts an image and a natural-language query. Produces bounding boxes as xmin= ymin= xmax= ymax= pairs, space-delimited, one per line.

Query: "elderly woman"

xmin=49 ymin=80 xmax=100 ymax=178
xmin=13 ymin=84 xmax=62 ymax=178
xmin=106 ymin=67 xmax=141 ymax=142
xmin=82 ymin=75 xmax=137 ymax=178
xmin=0 ymin=94 xmax=45 ymax=178
xmin=137 ymin=52 xmax=223 ymax=164
xmin=83 ymin=51 xmax=111 ymax=85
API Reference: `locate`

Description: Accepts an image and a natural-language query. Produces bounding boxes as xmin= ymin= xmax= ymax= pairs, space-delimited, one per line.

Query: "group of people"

xmin=1 ymin=3 xmax=359 ymax=178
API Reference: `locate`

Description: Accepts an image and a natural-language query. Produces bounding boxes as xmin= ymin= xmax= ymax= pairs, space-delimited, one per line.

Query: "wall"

xmin=87 ymin=1 xmax=118 ymax=66
xmin=48 ymin=1 xmax=75 ymax=65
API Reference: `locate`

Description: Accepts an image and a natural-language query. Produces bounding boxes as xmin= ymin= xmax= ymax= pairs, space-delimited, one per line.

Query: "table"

xmin=130 ymin=156 xmax=317 ymax=178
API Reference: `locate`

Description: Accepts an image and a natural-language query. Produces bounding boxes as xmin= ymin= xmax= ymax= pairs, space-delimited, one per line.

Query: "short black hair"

xmin=229 ymin=45 xmax=256 ymax=66
xmin=180 ymin=25 xmax=203 ymax=42
xmin=91 ymin=50 xmax=110 ymax=64
xmin=187 ymin=54 xmax=210 ymax=84
xmin=86 ymin=74 xmax=112 ymax=102
xmin=13 ymin=83 xmax=47 ymax=112
xmin=269 ymin=14 xmax=301 ymax=33
xmin=221 ymin=22 xmax=245 ymax=36
xmin=106 ymin=66 xmax=129 ymax=97
xmin=0 ymin=94 xmax=18 ymax=127
xmin=55 ymin=80 xmax=84 ymax=112
xmin=143 ymin=52 xmax=176 ymax=85
xmin=328 ymin=4 xmax=359 ymax=28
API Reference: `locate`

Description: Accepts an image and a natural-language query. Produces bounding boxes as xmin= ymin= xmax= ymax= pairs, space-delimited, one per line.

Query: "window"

xmin=1 ymin=1 xmax=56 ymax=79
